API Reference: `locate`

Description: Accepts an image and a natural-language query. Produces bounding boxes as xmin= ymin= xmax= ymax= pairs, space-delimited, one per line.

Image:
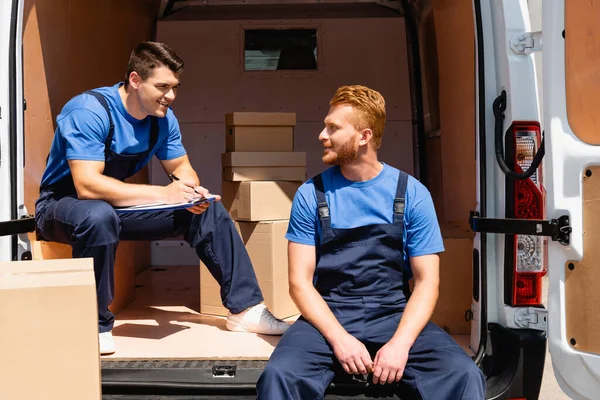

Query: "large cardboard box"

xmin=200 ymin=220 xmax=299 ymax=319
xmin=226 ymin=112 xmax=296 ymax=152
xmin=222 ymin=181 xmax=301 ymax=221
xmin=0 ymin=258 xmax=101 ymax=399
xmin=32 ymin=240 xmax=142 ymax=315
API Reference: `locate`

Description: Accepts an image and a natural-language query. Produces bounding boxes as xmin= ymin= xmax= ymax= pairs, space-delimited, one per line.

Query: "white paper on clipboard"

xmin=114 ymin=195 xmax=217 ymax=213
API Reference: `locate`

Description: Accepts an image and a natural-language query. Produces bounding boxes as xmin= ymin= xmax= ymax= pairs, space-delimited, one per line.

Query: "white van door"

xmin=543 ymin=1 xmax=600 ymax=398
xmin=0 ymin=0 xmax=32 ymax=263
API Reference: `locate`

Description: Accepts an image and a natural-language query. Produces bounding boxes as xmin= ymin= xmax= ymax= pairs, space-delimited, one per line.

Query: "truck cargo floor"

xmin=101 ymin=265 xmax=473 ymax=361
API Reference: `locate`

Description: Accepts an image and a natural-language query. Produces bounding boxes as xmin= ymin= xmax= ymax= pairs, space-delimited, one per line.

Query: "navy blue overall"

xmin=34 ymin=91 xmax=263 ymax=333
xmin=257 ymin=172 xmax=485 ymax=399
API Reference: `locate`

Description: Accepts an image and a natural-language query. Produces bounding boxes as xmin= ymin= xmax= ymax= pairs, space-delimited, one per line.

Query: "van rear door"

xmin=544 ymin=1 xmax=600 ymax=398
xmin=0 ymin=0 xmax=33 ymax=262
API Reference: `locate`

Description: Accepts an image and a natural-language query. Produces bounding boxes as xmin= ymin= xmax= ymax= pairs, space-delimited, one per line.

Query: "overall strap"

xmin=84 ymin=90 xmax=115 ymax=160
xmin=149 ymin=117 xmax=159 ymax=150
xmin=394 ymin=171 xmax=409 ymax=226
xmin=312 ymin=174 xmax=332 ymax=233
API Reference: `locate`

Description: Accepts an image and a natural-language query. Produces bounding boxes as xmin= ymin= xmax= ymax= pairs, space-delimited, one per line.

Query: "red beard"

xmin=322 ymin=136 xmax=358 ymax=166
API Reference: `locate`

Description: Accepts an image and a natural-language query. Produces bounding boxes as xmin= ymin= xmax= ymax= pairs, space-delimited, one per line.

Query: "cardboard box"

xmin=226 ymin=112 xmax=296 ymax=127
xmin=200 ymin=220 xmax=299 ymax=319
xmin=222 ymin=181 xmax=301 ymax=221
xmin=226 ymin=126 xmax=294 ymax=152
xmin=226 ymin=112 xmax=296 ymax=152
xmin=430 ymin=238 xmax=474 ymax=335
xmin=222 ymin=152 xmax=307 ymax=181
xmin=32 ymin=240 xmax=143 ymax=315
xmin=222 ymin=152 xmax=306 ymax=167
xmin=223 ymin=167 xmax=306 ymax=182
xmin=0 ymin=258 xmax=101 ymax=399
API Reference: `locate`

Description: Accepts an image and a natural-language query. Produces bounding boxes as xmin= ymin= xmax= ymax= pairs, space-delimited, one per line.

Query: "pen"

xmin=168 ymin=173 xmax=202 ymax=196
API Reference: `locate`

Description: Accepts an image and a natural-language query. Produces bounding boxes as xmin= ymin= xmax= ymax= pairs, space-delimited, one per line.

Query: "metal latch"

xmin=510 ymin=31 xmax=542 ymax=54
xmin=514 ymin=307 xmax=547 ymax=331
xmin=212 ymin=364 xmax=236 ymax=378
xmin=470 ymin=212 xmax=571 ymax=246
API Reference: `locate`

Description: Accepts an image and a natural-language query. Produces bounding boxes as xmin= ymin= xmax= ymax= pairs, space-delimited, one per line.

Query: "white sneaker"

xmin=226 ymin=303 xmax=290 ymax=335
xmin=99 ymin=331 xmax=115 ymax=355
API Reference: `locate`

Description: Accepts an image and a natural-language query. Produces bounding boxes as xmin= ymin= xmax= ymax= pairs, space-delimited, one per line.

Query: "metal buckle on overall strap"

xmin=394 ymin=198 xmax=405 ymax=215
xmin=318 ymin=202 xmax=330 ymax=219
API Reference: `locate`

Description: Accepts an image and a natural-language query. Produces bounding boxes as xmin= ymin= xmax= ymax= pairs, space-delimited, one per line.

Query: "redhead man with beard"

xmin=34 ymin=41 xmax=289 ymax=356
xmin=257 ymin=85 xmax=485 ymax=399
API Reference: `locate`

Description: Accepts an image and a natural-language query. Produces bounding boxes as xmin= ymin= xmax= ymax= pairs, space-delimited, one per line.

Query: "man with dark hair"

xmin=35 ymin=41 xmax=289 ymax=356
xmin=256 ymin=85 xmax=484 ymax=399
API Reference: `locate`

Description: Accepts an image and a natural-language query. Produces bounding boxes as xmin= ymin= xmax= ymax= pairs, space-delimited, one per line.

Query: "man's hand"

xmin=331 ymin=332 xmax=373 ymax=375
xmin=187 ymin=186 xmax=221 ymax=215
xmin=163 ymin=179 xmax=199 ymax=204
xmin=372 ymin=340 xmax=410 ymax=385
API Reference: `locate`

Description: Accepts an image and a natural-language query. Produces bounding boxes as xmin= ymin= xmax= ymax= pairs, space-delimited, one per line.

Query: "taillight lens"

xmin=511 ymin=123 xmax=546 ymax=306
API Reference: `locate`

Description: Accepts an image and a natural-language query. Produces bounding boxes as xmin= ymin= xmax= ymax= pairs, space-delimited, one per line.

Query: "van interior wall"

xmin=416 ymin=0 xmax=477 ymax=334
xmin=154 ymin=14 xmax=414 ymax=193
xmin=22 ymin=0 xmax=160 ymax=313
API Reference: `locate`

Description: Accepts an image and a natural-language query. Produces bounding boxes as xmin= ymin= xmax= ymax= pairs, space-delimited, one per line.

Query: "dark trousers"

xmin=257 ymin=302 xmax=485 ymax=400
xmin=35 ymin=194 xmax=264 ymax=333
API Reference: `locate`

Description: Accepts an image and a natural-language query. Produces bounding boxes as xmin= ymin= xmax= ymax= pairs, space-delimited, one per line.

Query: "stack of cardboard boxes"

xmin=200 ymin=112 xmax=306 ymax=320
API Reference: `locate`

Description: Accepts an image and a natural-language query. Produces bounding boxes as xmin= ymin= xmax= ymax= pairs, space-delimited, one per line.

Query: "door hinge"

xmin=514 ymin=307 xmax=547 ymax=331
xmin=510 ymin=31 xmax=542 ymax=54
xmin=470 ymin=212 xmax=571 ymax=245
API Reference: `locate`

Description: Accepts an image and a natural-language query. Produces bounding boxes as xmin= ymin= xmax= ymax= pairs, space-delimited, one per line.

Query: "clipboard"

xmin=114 ymin=195 xmax=217 ymax=213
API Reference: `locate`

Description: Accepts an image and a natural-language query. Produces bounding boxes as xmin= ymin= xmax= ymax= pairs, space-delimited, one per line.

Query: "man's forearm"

xmin=390 ymin=281 xmax=438 ymax=348
xmin=170 ymin=165 xmax=200 ymax=187
xmin=76 ymin=174 xmax=168 ymax=207
xmin=290 ymin=284 xmax=347 ymax=344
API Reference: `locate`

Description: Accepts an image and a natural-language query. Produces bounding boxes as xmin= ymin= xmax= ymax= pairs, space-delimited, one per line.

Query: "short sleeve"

xmin=60 ymin=107 xmax=107 ymax=161
xmin=155 ymin=111 xmax=187 ymax=161
xmin=405 ymin=194 xmax=445 ymax=257
xmin=285 ymin=183 xmax=318 ymax=246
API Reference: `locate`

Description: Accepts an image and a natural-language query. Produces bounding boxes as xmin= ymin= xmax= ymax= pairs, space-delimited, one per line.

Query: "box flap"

xmin=0 ymin=259 xmax=95 ymax=290
xmin=0 ymin=258 xmax=93 ymax=274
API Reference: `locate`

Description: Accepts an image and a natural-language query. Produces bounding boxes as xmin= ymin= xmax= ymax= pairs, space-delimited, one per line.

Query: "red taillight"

xmin=515 ymin=177 xmax=543 ymax=219
xmin=514 ymin=273 xmax=543 ymax=305
xmin=511 ymin=122 xmax=546 ymax=306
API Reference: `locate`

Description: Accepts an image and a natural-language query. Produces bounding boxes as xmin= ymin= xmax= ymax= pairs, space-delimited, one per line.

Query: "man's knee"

xmin=76 ymin=201 xmax=120 ymax=243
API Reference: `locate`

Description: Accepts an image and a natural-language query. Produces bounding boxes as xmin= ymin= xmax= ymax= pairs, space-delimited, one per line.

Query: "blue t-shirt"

xmin=286 ymin=164 xmax=445 ymax=269
xmin=40 ymin=83 xmax=186 ymax=187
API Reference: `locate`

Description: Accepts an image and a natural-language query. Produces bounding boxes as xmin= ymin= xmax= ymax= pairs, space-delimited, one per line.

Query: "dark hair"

xmin=124 ymin=41 xmax=184 ymax=87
